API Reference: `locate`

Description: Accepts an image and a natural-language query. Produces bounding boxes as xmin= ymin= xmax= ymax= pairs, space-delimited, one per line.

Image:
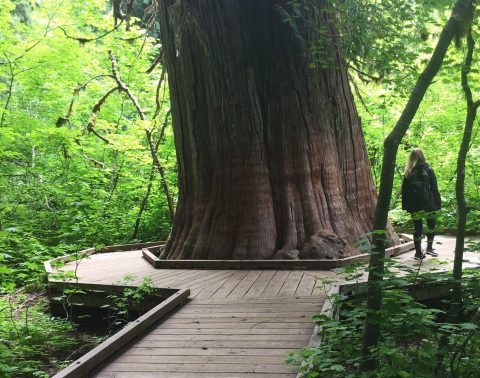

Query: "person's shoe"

xmin=425 ymin=249 xmax=438 ymax=257
xmin=414 ymin=253 xmax=426 ymax=261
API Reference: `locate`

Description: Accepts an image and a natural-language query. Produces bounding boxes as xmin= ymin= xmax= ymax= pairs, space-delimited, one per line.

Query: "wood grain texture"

xmin=157 ymin=0 xmax=392 ymax=261
xmin=91 ymin=297 xmax=322 ymax=377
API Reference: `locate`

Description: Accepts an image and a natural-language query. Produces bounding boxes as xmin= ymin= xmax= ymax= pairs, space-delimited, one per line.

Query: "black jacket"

xmin=401 ymin=162 xmax=441 ymax=213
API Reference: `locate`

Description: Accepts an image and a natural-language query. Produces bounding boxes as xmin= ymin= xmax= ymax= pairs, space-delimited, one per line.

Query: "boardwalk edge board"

xmin=47 ymin=281 xmax=180 ymax=312
xmin=44 ymin=236 xmax=412 ymax=274
xmin=296 ymin=284 xmax=340 ymax=378
xmin=142 ymin=235 xmax=413 ymax=270
xmin=52 ymin=288 xmax=190 ymax=378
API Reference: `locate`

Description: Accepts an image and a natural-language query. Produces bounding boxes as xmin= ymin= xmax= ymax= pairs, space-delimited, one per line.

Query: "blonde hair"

xmin=404 ymin=148 xmax=426 ymax=177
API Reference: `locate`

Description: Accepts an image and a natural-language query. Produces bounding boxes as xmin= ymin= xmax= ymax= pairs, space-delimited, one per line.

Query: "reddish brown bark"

xmin=157 ymin=0 xmax=384 ymax=260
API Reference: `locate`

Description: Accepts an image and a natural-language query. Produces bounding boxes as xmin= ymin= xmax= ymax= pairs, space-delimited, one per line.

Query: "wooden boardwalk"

xmin=91 ymin=297 xmax=322 ymax=377
xmin=54 ymin=251 xmax=332 ymax=377
xmin=52 ymin=236 xmax=478 ymax=377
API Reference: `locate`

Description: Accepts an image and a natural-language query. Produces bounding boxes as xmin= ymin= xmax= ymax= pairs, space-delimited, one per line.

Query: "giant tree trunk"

xmin=157 ymin=0 xmax=382 ymax=260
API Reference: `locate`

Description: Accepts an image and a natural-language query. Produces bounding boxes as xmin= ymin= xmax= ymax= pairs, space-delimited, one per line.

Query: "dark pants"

xmin=412 ymin=212 xmax=436 ymax=251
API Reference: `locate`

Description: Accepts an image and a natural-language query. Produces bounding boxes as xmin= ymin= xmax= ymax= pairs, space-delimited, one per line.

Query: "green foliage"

xmin=1 ymin=0 xmax=480 ymax=376
xmin=356 ymin=18 xmax=480 ymax=234
xmin=0 ymin=0 xmax=175 ymax=291
xmin=291 ymin=270 xmax=480 ymax=377
xmin=102 ymin=276 xmax=157 ymax=331
xmin=0 ymin=1 xmax=174 ymax=375
xmin=0 ymin=294 xmax=99 ymax=378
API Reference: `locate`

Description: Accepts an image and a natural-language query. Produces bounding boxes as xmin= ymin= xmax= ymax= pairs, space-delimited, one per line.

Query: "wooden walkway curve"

xmin=51 ymin=236 xmax=477 ymax=377
xmin=52 ymin=250 xmax=334 ymax=377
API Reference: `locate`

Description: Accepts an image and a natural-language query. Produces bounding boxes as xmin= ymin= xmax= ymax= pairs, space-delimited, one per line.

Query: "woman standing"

xmin=402 ymin=148 xmax=442 ymax=260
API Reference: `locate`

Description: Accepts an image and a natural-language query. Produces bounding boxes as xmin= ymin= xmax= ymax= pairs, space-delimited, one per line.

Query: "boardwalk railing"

xmin=52 ymin=289 xmax=190 ymax=378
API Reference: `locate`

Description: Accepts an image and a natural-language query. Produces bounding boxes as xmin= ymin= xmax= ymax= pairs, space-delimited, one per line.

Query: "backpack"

xmin=408 ymin=166 xmax=431 ymax=205
xmin=402 ymin=164 xmax=438 ymax=213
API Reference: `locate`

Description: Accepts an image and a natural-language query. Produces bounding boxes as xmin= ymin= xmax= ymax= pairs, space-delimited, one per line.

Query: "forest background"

xmin=1 ymin=0 xmax=480 ymax=376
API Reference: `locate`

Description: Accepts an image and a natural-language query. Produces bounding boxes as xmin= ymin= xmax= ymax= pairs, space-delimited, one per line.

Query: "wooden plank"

xmin=191 ymin=296 xmax=323 ymax=305
xmin=244 ymin=270 xmax=276 ymax=298
xmin=96 ymin=362 xmax=295 ymax=373
xmin=261 ymin=271 xmax=290 ymax=298
xmin=92 ymin=372 xmax=294 ymax=378
xmin=187 ymin=270 xmax=239 ymax=288
xmin=179 ymin=270 xmax=235 ymax=290
xmin=154 ymin=321 xmax=313 ymax=329
xmin=127 ymin=340 xmax=305 ymax=348
xmin=311 ymin=279 xmax=327 ymax=297
xmin=141 ymin=334 xmax=308 ymax=341
xmin=386 ymin=239 xmax=414 ymax=257
xmin=210 ymin=270 xmax=250 ymax=299
xmin=148 ymin=328 xmax=312 ymax=335
xmin=60 ymin=258 xmax=150 ymax=275
xmin=124 ymin=347 xmax=299 ymax=356
xmin=52 ymin=289 xmax=189 ymax=378
xmin=158 ymin=316 xmax=313 ymax=324
xmin=147 ymin=270 xmax=212 ymax=287
xmin=194 ymin=275 xmax=233 ymax=299
xmin=101 ymin=241 xmax=164 ymax=252
xmin=101 ymin=354 xmax=288 ymax=364
xmin=307 ymin=284 xmax=338 ymax=346
xmin=87 ymin=272 xmax=161 ymax=286
xmin=177 ymin=304 xmax=321 ymax=312
xmin=138 ymin=269 xmax=196 ymax=284
xmin=154 ymin=270 xmax=228 ymax=288
xmin=278 ymin=271 xmax=303 ymax=297
xmin=59 ymin=265 xmax=156 ymax=285
xmin=227 ymin=270 xmax=263 ymax=299
xmin=153 ymin=259 xmax=339 ymax=270
xmin=179 ymin=272 xmax=238 ymax=298
xmin=295 ymin=272 xmax=317 ymax=297
xmin=44 ymin=260 xmax=54 ymax=274
xmin=168 ymin=311 xmax=313 ymax=319
xmin=59 ymin=261 xmax=140 ymax=277
xmin=47 ymin=282 xmax=177 ymax=298
xmin=142 ymin=248 xmax=160 ymax=266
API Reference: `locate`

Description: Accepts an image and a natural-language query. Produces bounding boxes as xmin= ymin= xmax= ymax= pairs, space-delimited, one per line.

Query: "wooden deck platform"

xmin=51 ymin=250 xmax=335 ymax=377
xmin=50 ymin=235 xmax=480 ymax=377
xmin=91 ymin=296 xmax=323 ymax=377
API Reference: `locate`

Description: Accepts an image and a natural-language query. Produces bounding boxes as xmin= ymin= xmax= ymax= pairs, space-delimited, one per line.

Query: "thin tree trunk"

xmin=359 ymin=0 xmax=474 ymax=372
xmin=133 ymin=111 xmax=173 ymax=239
xmin=435 ymin=26 xmax=478 ymax=374
xmin=157 ymin=0 xmax=389 ymax=260
xmin=132 ymin=165 xmax=156 ymax=239
xmin=145 ymin=111 xmax=175 ymax=223
xmin=450 ymin=28 xmax=478 ymax=321
xmin=1 ymin=63 xmax=15 ymax=128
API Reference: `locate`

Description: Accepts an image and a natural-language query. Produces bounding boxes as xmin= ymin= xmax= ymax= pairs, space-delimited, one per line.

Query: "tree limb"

xmin=108 ymin=50 xmax=146 ymax=120
xmin=153 ymin=67 xmax=167 ymax=119
xmin=108 ymin=50 xmax=175 ymax=221
xmin=57 ymin=21 xmax=123 ymax=44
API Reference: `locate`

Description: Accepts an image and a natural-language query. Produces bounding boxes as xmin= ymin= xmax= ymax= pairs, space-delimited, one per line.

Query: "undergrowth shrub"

xmin=0 ymin=294 xmax=99 ymax=378
xmin=290 ymin=270 xmax=480 ymax=378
